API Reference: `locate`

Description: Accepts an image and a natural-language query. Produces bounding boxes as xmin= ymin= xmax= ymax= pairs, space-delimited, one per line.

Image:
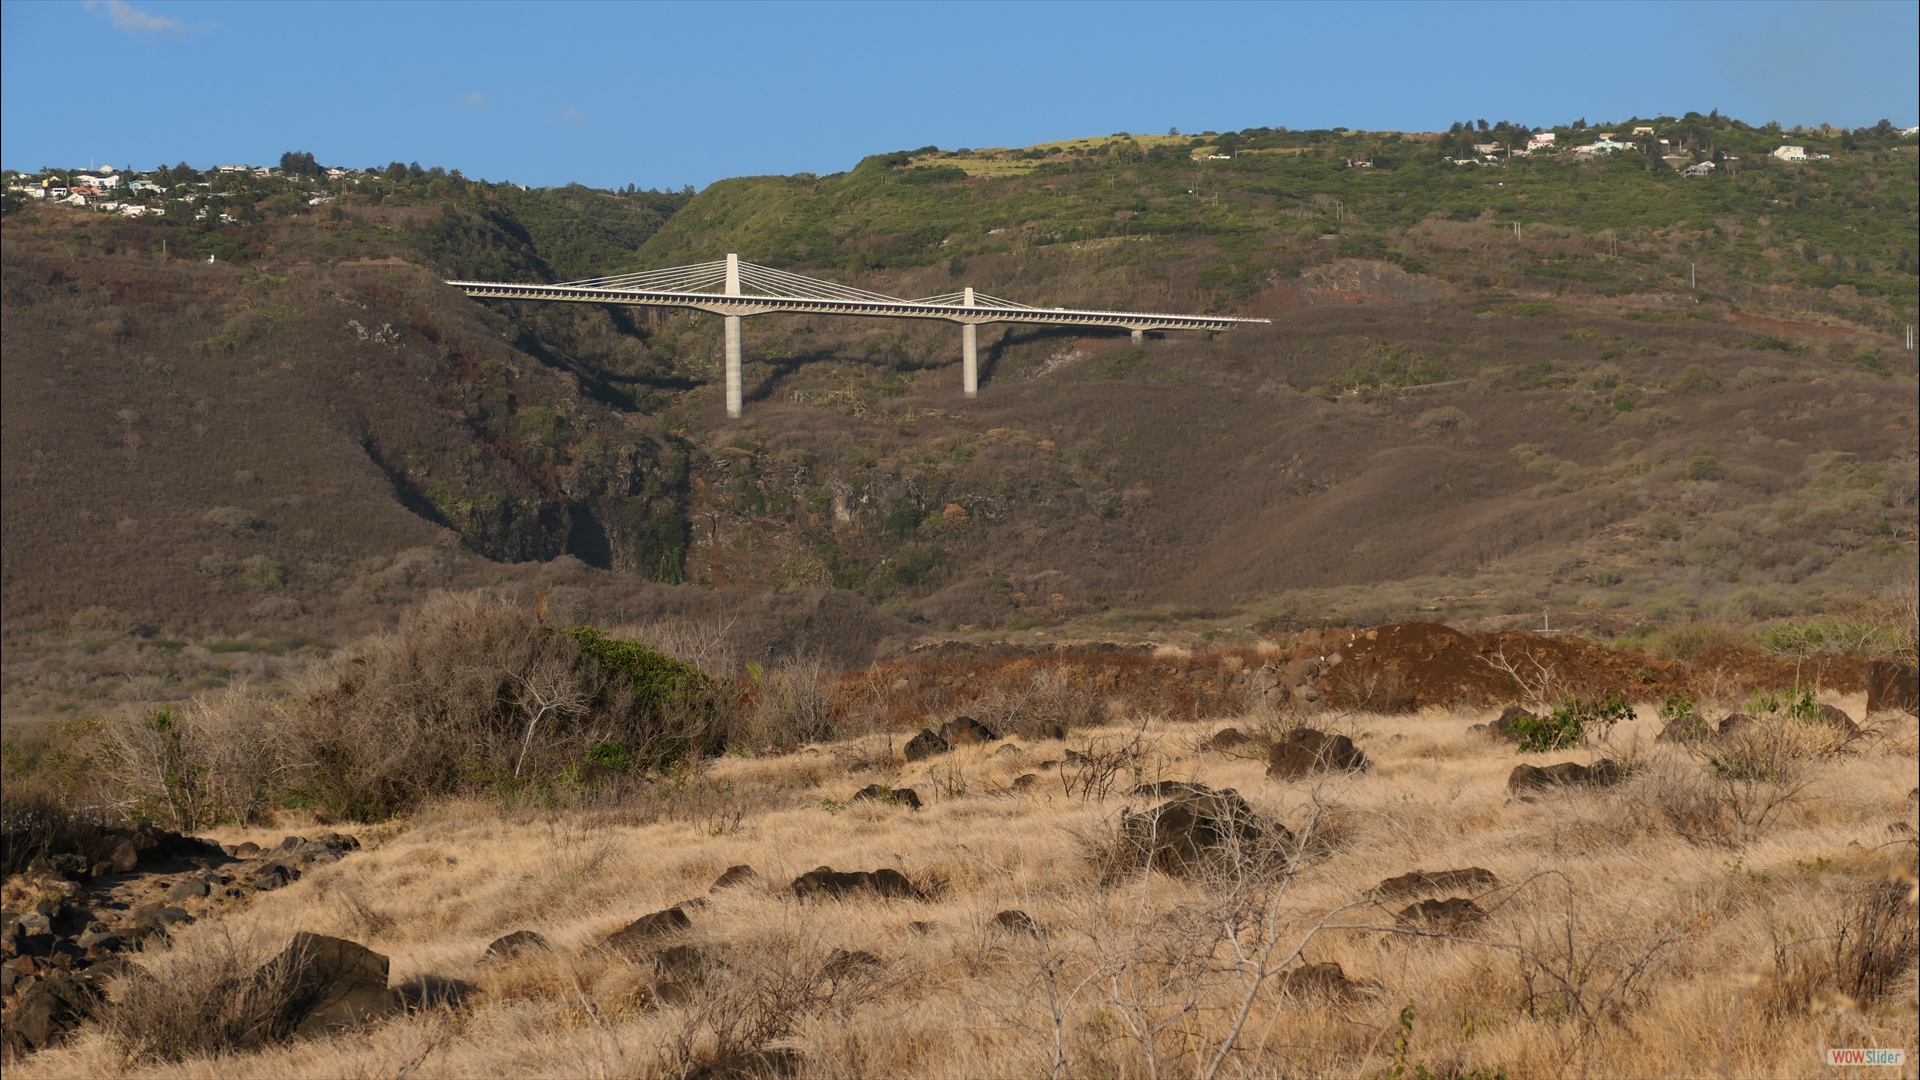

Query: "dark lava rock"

xmin=1395 ymin=897 xmax=1488 ymax=933
xmin=1275 ymin=960 xmax=1373 ymax=1000
xmin=688 ymin=1047 xmax=804 ymax=1080
xmin=1369 ymin=868 xmax=1499 ymax=899
xmin=1814 ymin=704 xmax=1861 ymax=737
xmin=1014 ymin=718 xmax=1068 ymax=742
xmin=1119 ymin=788 xmax=1290 ymax=876
xmin=395 ymin=974 xmax=477 ymax=1012
xmin=1 ymin=968 xmax=101 ymax=1053
xmin=991 ymin=909 xmax=1044 ymax=937
xmin=254 ymin=932 xmax=401 ymax=1040
xmin=1205 ymin=728 xmax=1251 ymax=751
xmin=904 ymin=728 xmax=951 ymax=762
xmin=250 ymin=864 xmax=294 ymax=891
xmin=600 ymin=909 xmax=693 ymax=955
xmin=1266 ymin=729 xmax=1369 ymax=780
xmin=653 ymin=944 xmax=719 ymax=983
xmin=851 ymin=783 xmax=923 ymax=810
xmin=822 ymin=948 xmax=884 ymax=977
xmin=710 ymin=865 xmax=760 ymax=893
xmin=1507 ymin=760 xmax=1626 ymax=794
xmin=482 ymin=930 xmax=552 ymax=962
xmin=1010 ymin=773 xmax=1040 ymax=791
xmin=1717 ymin=712 xmax=1754 ymax=738
xmin=1130 ymin=780 xmax=1217 ymax=799
xmin=167 ymin=879 xmax=211 ymax=901
xmin=790 ymin=866 xmax=924 ymax=902
xmin=234 ymin=841 xmax=262 ymax=859
xmin=939 ymin=716 xmax=997 ymax=745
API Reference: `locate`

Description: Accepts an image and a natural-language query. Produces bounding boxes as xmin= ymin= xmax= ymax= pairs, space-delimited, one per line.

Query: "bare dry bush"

xmin=1758 ymin=875 xmax=1920 ymax=1017
xmin=744 ymin=656 xmax=841 ymax=748
xmin=100 ymin=928 xmax=307 ymax=1063
xmin=653 ymin=929 xmax=891 ymax=1078
xmin=1640 ymin=734 xmax=1814 ymax=848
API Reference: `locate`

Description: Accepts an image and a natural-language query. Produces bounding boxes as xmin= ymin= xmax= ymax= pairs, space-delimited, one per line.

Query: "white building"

xmin=1527 ymin=132 xmax=1556 ymax=149
xmin=1631 ymin=126 xmax=1655 ymax=136
xmin=1683 ymin=162 xmax=1715 ymax=177
xmin=1771 ymin=145 xmax=1807 ymax=161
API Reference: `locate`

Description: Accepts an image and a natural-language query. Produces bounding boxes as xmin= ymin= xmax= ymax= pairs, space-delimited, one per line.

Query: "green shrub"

xmin=1747 ymin=685 xmax=1820 ymax=724
xmin=1512 ymin=693 xmax=1633 ymax=751
xmin=1657 ymin=693 xmax=1712 ymax=740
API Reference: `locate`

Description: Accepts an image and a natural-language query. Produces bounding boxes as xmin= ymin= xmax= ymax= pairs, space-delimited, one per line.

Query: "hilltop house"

xmin=1683 ymin=161 xmax=1716 ymax=177
xmin=1631 ymin=126 xmax=1655 ymax=136
xmin=1772 ymin=145 xmax=1807 ymax=161
xmin=1526 ymin=132 xmax=1555 ymax=150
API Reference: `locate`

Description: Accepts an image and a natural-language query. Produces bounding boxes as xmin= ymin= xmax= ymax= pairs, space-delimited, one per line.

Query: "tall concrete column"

xmin=1131 ymin=328 xmax=1145 ymax=345
xmin=962 ymin=286 xmax=978 ymax=398
xmin=724 ymin=253 xmax=743 ymax=419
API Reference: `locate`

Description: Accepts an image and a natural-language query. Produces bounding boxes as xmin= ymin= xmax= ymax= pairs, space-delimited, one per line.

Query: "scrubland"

xmin=11 ymin=689 xmax=1915 ymax=1079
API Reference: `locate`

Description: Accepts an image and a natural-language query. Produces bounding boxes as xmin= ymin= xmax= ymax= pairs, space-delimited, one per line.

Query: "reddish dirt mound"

xmin=1325 ymin=622 xmax=1870 ymax=711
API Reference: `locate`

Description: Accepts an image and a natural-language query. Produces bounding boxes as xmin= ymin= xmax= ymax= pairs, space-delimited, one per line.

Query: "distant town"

xmin=8 ymin=119 xmax=1916 ymax=228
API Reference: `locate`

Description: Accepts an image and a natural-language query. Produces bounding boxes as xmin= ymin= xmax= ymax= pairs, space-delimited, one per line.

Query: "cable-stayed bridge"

xmin=448 ymin=254 xmax=1268 ymax=417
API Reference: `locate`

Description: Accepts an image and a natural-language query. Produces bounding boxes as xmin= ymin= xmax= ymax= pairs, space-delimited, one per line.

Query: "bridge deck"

xmin=446 ymin=280 xmax=1268 ymax=333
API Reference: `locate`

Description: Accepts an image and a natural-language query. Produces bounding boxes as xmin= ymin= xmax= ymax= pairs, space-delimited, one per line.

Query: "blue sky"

xmin=3 ymin=0 xmax=1915 ymax=189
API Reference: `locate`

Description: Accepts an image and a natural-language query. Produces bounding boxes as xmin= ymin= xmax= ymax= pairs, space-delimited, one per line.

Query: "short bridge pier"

xmin=449 ymin=255 xmax=1267 ymax=418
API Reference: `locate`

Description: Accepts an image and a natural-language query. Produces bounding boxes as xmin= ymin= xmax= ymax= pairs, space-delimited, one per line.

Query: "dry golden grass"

xmin=14 ymin=697 xmax=1916 ymax=1080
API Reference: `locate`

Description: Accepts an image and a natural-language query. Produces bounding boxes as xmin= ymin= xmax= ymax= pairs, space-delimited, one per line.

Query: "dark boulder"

xmin=1014 ymin=718 xmax=1068 ymax=742
xmin=688 ymin=1047 xmax=804 ymax=1080
xmin=1814 ymin=704 xmax=1861 ymax=738
xmin=253 ymin=932 xmax=401 ymax=1040
xmin=939 ymin=717 xmax=996 ymax=745
xmin=1266 ymin=729 xmax=1369 ymax=780
xmin=1 ymin=969 xmax=101 ymax=1053
xmin=709 ymin=865 xmax=760 ymax=893
xmin=1369 ymin=868 xmax=1499 ymax=898
xmin=904 ymin=729 xmax=951 ymax=762
xmin=1118 ymin=788 xmax=1290 ymax=876
xmin=233 ymin=841 xmax=262 ymax=859
xmin=991 ymin=909 xmax=1044 ymax=937
xmin=851 ymin=784 xmax=922 ymax=810
xmin=1205 ymin=728 xmax=1251 ymax=751
xmin=1130 ymin=780 xmax=1217 ymax=799
xmin=1395 ymin=897 xmax=1487 ymax=932
xmin=822 ymin=948 xmax=884 ymax=977
xmin=653 ymin=943 xmax=719 ymax=983
xmin=1507 ymin=760 xmax=1626 ymax=794
xmin=167 ymin=879 xmax=211 ymax=901
xmin=1717 ymin=712 xmax=1754 ymax=738
xmin=395 ymin=974 xmax=476 ymax=1012
xmin=1867 ymin=660 xmax=1919 ymax=716
xmin=482 ymin=930 xmax=552 ymax=962
xmin=1656 ymin=713 xmax=1716 ymax=744
xmin=1275 ymin=960 xmax=1373 ymax=1000
xmin=600 ymin=909 xmax=692 ymax=955
xmin=1010 ymin=774 xmax=1040 ymax=791
xmin=790 ymin=866 xmax=924 ymax=902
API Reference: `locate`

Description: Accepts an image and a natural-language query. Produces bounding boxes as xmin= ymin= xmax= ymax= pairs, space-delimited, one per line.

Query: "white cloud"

xmin=85 ymin=0 xmax=188 ymax=36
xmin=461 ymin=91 xmax=491 ymax=110
xmin=559 ymin=105 xmax=586 ymax=127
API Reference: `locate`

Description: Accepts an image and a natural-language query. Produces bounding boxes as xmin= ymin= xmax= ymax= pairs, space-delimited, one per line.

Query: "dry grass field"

xmin=12 ymin=694 xmax=1915 ymax=1079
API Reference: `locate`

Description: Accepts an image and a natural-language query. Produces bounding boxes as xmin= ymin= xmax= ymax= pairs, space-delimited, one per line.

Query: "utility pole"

xmin=1690 ymin=263 xmax=1696 ymax=289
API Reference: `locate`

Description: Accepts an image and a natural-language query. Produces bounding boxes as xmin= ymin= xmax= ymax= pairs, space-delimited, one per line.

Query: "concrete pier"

xmin=962 ymin=286 xmax=978 ymax=397
xmin=1131 ymin=328 xmax=1144 ymax=344
xmin=725 ymin=254 xmax=743 ymax=419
